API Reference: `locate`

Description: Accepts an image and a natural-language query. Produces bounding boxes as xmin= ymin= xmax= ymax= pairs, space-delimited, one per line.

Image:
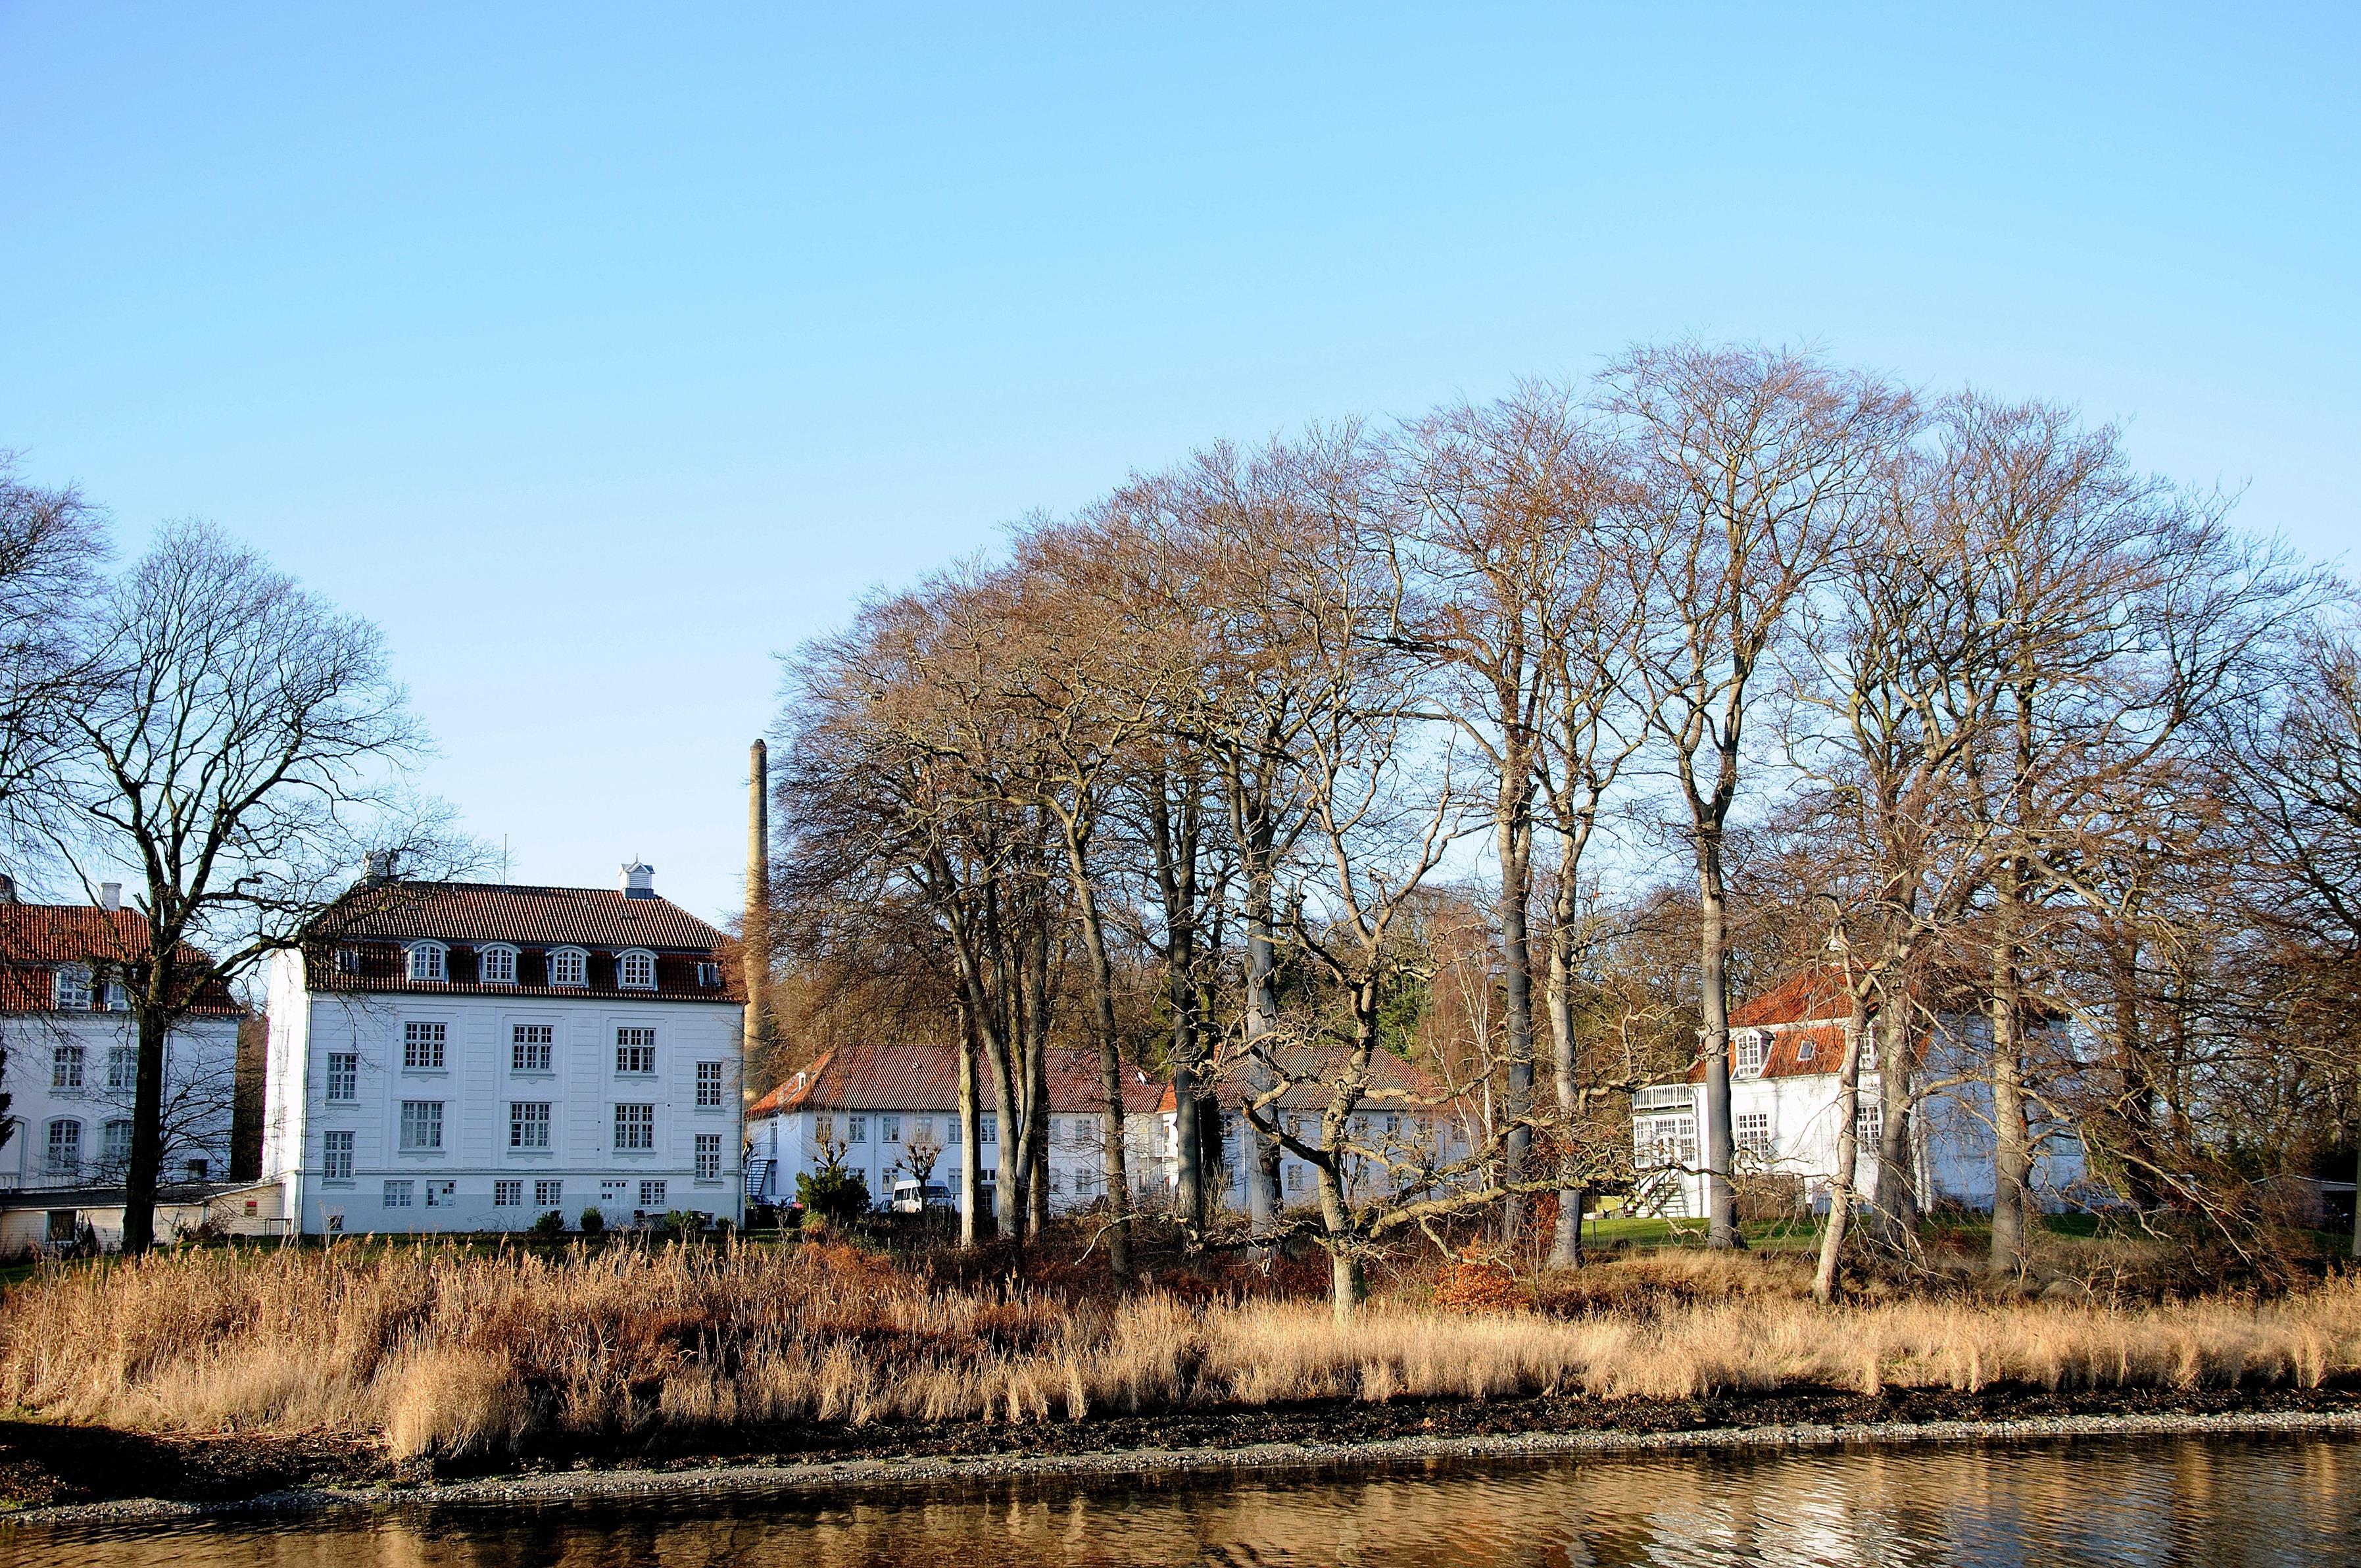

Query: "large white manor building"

xmin=263 ymin=862 xmax=746 ymax=1235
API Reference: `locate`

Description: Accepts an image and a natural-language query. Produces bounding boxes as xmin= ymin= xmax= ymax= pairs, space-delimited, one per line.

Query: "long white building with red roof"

xmin=262 ymin=861 xmax=745 ymax=1235
xmin=1628 ymin=965 xmax=2089 ymax=1221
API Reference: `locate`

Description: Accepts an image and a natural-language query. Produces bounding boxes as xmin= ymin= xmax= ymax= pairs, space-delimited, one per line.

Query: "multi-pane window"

xmin=534 ymin=1178 xmax=564 ymax=1208
xmin=882 ymin=1115 xmax=901 ymax=1143
xmin=494 ymin=1179 xmax=523 ymax=1208
xmin=616 ymin=1027 xmax=656 ymax=1075
xmin=326 ymin=1052 xmax=358 ymax=1101
xmin=1734 ymin=1029 xmax=1769 ymax=1077
xmin=617 ymin=950 xmax=656 ymax=989
xmin=696 ymin=1132 xmax=722 ymax=1181
xmin=406 ymin=943 xmax=447 ymax=983
xmin=912 ymin=1117 xmax=936 ymax=1144
xmin=814 ymin=1114 xmax=835 ymax=1145
xmin=103 ymin=981 xmax=129 ymax=1012
xmin=424 ymin=1179 xmax=455 ymax=1208
xmin=548 ymin=948 xmax=587 ymax=987
xmin=383 ymin=1179 xmax=414 ymax=1208
xmin=846 ymin=1115 xmax=867 ymax=1144
xmin=512 ymin=1024 xmax=553 ymax=1072
xmin=332 ymin=946 xmax=361 ymax=976
xmin=101 ymin=1119 xmax=134 ymax=1171
xmin=1284 ymin=1164 xmax=1306 ymax=1194
xmin=979 ymin=1112 xmax=996 ymax=1145
xmin=109 ymin=1046 xmax=138 ymax=1090
xmin=184 ymin=1157 xmax=208 ymax=1180
xmin=51 ymin=1044 xmax=84 ymax=1090
xmin=403 ymin=1021 xmax=447 ymax=1069
xmin=601 ymin=1177 xmax=629 ymax=1204
xmin=322 ymin=1129 xmax=354 ymax=1181
xmin=944 ymin=1116 xmax=960 ymax=1146
xmin=695 ymin=1060 xmax=724 ymax=1107
xmin=694 ymin=961 xmax=721 ymax=987
xmin=1859 ymin=1030 xmax=1880 ymax=1072
xmin=45 ymin=1119 xmax=82 ymax=1173
xmin=53 ymin=966 xmax=91 ymax=1010
xmin=510 ymin=1101 xmax=552 ymax=1149
xmin=1855 ymin=1100 xmax=1884 ymax=1146
xmin=639 ymin=1179 xmax=667 ymax=1208
xmin=477 ymin=944 xmax=518 ymax=984
xmin=1736 ymin=1112 xmax=1773 ymax=1161
xmin=615 ymin=1102 xmax=655 ymax=1151
xmin=399 ymin=1099 xmax=444 ymax=1150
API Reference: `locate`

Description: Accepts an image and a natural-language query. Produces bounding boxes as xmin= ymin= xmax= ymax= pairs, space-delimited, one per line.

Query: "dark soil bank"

xmin=9 ymin=1381 xmax=2361 ymax=1513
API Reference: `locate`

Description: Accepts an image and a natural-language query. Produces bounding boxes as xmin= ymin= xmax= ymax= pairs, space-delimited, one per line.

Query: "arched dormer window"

xmin=406 ymin=942 xmax=449 ymax=983
xmin=548 ymin=946 xmax=588 ymax=988
xmin=477 ymin=944 xmax=519 ymax=985
xmin=1734 ymin=1028 xmax=1769 ymax=1077
xmin=616 ymin=949 xmax=657 ymax=990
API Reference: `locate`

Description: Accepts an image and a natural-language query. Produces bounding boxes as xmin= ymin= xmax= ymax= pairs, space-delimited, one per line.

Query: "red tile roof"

xmin=749 ymin=1042 xmax=1166 ymax=1119
xmin=0 ymin=904 xmax=243 ymax=1016
xmin=317 ymin=881 xmax=730 ymax=950
xmin=1167 ymin=1045 xmax=1453 ymax=1114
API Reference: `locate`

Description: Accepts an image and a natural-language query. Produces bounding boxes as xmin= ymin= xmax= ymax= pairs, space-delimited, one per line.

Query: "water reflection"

xmin=10 ymin=1434 xmax=2356 ymax=1568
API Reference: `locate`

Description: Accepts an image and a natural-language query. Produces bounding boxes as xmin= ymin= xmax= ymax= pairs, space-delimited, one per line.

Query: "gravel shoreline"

xmin=10 ymin=1404 xmax=2361 ymax=1530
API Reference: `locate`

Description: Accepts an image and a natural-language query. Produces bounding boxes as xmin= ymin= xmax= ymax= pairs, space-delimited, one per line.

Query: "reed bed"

xmin=3 ymin=1241 xmax=2356 ymax=1460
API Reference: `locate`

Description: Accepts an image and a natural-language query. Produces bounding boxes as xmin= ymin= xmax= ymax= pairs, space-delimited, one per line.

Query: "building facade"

xmin=0 ymin=882 xmax=241 ymax=1202
xmin=262 ymin=864 xmax=745 ymax=1235
xmin=1629 ymin=966 xmax=2089 ymax=1220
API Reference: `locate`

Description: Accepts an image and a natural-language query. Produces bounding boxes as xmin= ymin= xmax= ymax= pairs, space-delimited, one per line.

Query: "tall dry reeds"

xmin=4 ymin=1242 xmax=2357 ymax=1460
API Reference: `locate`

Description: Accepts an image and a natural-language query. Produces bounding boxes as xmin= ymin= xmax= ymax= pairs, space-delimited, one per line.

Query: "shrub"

xmin=528 ymin=1210 xmax=567 ymax=1239
xmin=797 ymin=1165 xmax=871 ymax=1225
xmin=1432 ymin=1249 xmax=1524 ymax=1313
xmin=577 ymin=1206 xmax=606 ymax=1236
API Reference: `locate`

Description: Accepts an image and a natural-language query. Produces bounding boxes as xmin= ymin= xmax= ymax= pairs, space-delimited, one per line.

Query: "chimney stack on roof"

xmin=620 ymin=860 xmax=656 ymax=899
xmin=99 ymin=881 xmax=122 ymax=912
xmin=362 ymin=850 xmax=399 ymax=885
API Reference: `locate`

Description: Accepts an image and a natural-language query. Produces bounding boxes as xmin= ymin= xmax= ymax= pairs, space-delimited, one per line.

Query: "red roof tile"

xmin=316 ymin=881 xmax=730 ymax=950
xmin=0 ymin=904 xmax=242 ymax=1016
xmin=750 ymin=1042 xmax=1165 ymax=1118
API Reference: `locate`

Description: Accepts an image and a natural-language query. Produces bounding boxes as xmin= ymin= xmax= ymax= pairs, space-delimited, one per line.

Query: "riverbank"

xmin=7 ymin=1383 xmax=2360 ymax=1525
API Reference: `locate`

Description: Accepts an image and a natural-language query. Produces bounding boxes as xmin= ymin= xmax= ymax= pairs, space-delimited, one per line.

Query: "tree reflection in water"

xmin=16 ymin=1434 xmax=2358 ymax=1568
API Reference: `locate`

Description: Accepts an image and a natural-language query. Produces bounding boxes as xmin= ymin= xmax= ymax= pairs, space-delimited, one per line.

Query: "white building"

xmin=263 ymin=863 xmax=744 ymax=1235
xmin=744 ymin=1042 xmax=1165 ymax=1219
xmin=1630 ymin=966 xmax=2089 ymax=1220
xmin=0 ymin=879 xmax=241 ymax=1203
xmin=746 ymin=1041 xmax=1474 ymax=1221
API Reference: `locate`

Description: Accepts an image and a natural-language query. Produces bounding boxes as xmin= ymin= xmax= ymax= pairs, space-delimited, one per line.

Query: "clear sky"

xmin=3 ymin=5 xmax=2354 ymax=924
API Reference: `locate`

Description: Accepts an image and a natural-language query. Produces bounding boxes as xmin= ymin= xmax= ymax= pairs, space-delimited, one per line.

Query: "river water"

xmin=8 ymin=1434 xmax=2356 ymax=1567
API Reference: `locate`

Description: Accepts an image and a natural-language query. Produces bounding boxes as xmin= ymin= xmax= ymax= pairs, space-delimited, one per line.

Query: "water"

xmin=9 ymin=1435 xmax=2356 ymax=1567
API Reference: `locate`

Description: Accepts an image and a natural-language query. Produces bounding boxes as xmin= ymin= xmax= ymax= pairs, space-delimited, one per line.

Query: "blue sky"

xmin=3 ymin=5 xmax=2354 ymax=923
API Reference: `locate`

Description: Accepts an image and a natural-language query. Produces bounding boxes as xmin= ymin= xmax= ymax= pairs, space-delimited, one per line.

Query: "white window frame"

xmin=1736 ymin=1110 xmax=1772 ymax=1160
xmin=695 ymin=1132 xmax=723 ymax=1181
xmin=322 ymin=1129 xmax=354 ymax=1181
xmin=53 ymin=965 xmax=92 ymax=1011
xmin=533 ymin=1177 xmax=563 ymax=1208
xmin=615 ymin=1102 xmax=656 ymax=1152
xmin=51 ymin=1044 xmax=84 ymax=1090
xmin=326 ymin=1051 xmax=358 ymax=1102
xmin=403 ymin=1020 xmax=447 ymax=1070
xmin=1734 ymin=1029 xmax=1769 ymax=1078
xmin=406 ymin=942 xmax=448 ymax=983
xmin=108 ymin=1046 xmax=137 ymax=1091
xmin=424 ymin=1179 xmax=455 ymax=1208
xmin=616 ymin=948 xmax=658 ymax=990
xmin=883 ymin=1115 xmax=902 ymax=1144
xmin=101 ymin=1117 xmax=134 ymax=1171
xmin=616 ymin=1026 xmax=656 ymax=1075
xmin=510 ymin=1101 xmax=552 ymax=1149
xmin=477 ymin=944 xmax=519 ymax=985
xmin=846 ymin=1115 xmax=867 ymax=1144
xmin=694 ymin=960 xmax=721 ymax=987
xmin=399 ymin=1099 xmax=445 ymax=1151
xmin=547 ymin=946 xmax=588 ymax=987
xmin=102 ymin=981 xmax=128 ymax=1012
xmin=494 ymin=1178 xmax=523 ymax=1208
xmin=639 ymin=1178 xmax=668 ymax=1208
xmin=512 ymin=1023 xmax=554 ymax=1073
xmin=383 ymin=1179 xmax=414 ymax=1208
xmin=695 ymin=1060 xmax=725 ymax=1107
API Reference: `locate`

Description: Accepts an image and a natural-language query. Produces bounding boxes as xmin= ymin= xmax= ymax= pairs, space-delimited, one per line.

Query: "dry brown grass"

xmin=4 ymin=1240 xmax=2358 ymax=1461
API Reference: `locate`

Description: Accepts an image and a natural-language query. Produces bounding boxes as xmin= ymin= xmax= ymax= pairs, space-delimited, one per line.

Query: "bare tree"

xmin=1609 ymin=344 xmax=1911 ymax=1248
xmin=49 ymin=523 xmax=458 ymax=1252
xmin=0 ymin=454 xmax=107 ymax=881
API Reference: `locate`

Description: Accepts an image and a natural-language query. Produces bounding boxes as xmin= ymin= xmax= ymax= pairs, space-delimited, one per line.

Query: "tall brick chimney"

xmin=743 ymin=738 xmax=773 ymax=1063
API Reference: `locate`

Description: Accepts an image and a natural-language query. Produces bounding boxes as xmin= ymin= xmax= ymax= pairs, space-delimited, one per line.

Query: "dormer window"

xmin=617 ymin=949 xmax=657 ymax=990
xmin=406 ymin=942 xmax=449 ymax=983
xmin=53 ymin=966 xmax=92 ymax=1011
xmin=332 ymin=946 xmax=361 ymax=977
xmin=694 ymin=961 xmax=721 ymax=988
xmin=1734 ymin=1029 xmax=1769 ymax=1077
xmin=103 ymin=980 xmax=129 ymax=1012
xmin=477 ymin=944 xmax=518 ymax=985
xmin=548 ymin=947 xmax=588 ymax=987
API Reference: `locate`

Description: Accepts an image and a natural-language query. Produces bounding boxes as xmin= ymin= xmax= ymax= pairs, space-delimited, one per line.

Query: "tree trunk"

xmin=1545 ymin=870 xmax=1584 ymax=1269
xmin=1496 ymin=794 xmax=1536 ymax=1241
xmin=1872 ymin=999 xmax=1918 ymax=1242
xmin=1697 ymin=835 xmax=1740 ymax=1248
xmin=120 ymin=997 xmax=169 ymax=1255
xmin=1989 ymin=868 xmax=2031 ymax=1281
xmin=1242 ymin=887 xmax=1283 ymax=1234
xmin=1813 ymin=987 xmax=1871 ymax=1302
xmin=956 ymin=1003 xmax=983 ymax=1247
xmin=1060 ymin=824 xmax=1132 ymax=1275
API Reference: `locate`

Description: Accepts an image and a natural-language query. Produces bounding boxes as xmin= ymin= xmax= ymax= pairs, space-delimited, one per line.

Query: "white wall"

xmin=0 ymin=1004 xmax=238 ymax=1190
xmin=271 ymin=958 xmax=743 ymax=1235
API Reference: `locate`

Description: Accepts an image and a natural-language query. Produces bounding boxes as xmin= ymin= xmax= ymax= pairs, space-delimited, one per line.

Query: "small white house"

xmin=262 ymin=862 xmax=744 ymax=1235
xmin=1630 ymin=966 xmax=2089 ymax=1220
xmin=0 ymin=880 xmax=241 ymax=1198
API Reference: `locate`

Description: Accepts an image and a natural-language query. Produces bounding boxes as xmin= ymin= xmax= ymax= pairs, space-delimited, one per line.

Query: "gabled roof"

xmin=1166 ymin=1045 xmax=1453 ymax=1114
xmin=314 ymin=881 xmax=729 ymax=951
xmin=749 ymin=1042 xmax=1165 ymax=1118
xmin=0 ymin=904 xmax=243 ymax=1016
